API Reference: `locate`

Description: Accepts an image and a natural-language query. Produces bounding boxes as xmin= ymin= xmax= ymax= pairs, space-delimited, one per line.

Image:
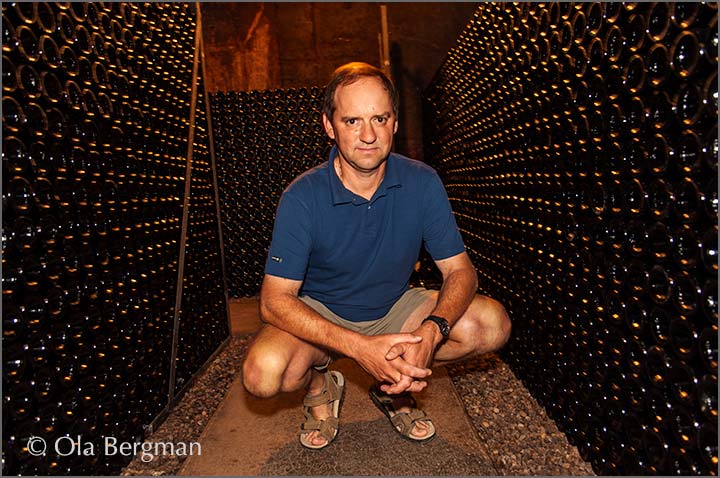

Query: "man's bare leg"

xmin=242 ymin=324 xmax=336 ymax=447
xmin=387 ymin=292 xmax=510 ymax=438
xmin=400 ymin=292 xmax=511 ymax=364
xmin=243 ymin=295 xmax=511 ymax=444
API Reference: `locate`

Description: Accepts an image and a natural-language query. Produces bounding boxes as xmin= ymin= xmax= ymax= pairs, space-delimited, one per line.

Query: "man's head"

xmin=321 ymin=62 xmax=399 ymax=174
xmin=322 ymin=62 xmax=399 ymax=122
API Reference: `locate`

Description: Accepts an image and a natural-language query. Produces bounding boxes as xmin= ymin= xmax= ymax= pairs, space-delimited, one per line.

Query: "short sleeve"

xmin=422 ymin=172 xmax=466 ymax=260
xmin=264 ymin=191 xmax=312 ymax=280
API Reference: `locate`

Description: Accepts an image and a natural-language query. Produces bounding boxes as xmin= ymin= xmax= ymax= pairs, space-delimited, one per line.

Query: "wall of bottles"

xmin=211 ymin=88 xmax=333 ymax=297
xmin=2 ymin=3 xmax=228 ymax=475
xmin=424 ymin=2 xmax=717 ymax=475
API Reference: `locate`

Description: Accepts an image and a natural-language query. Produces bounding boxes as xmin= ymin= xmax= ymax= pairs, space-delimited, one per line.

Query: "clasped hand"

xmin=354 ymin=330 xmax=436 ymax=395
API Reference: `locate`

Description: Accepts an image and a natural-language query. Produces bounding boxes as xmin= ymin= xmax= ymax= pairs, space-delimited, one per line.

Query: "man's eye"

xmin=376 ymin=117 xmax=386 ymax=124
xmin=346 ymin=119 xmax=356 ymax=125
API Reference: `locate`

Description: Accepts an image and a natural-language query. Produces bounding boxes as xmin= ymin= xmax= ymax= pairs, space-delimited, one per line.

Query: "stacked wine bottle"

xmin=424 ymin=2 xmax=717 ymax=475
xmin=2 ymin=3 xmax=228 ymax=475
xmin=211 ymin=88 xmax=333 ymax=297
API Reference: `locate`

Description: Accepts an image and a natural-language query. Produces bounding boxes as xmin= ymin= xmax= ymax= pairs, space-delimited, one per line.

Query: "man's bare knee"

xmin=242 ymin=344 xmax=288 ymax=398
xmin=456 ymin=296 xmax=511 ymax=354
xmin=475 ymin=296 xmax=511 ymax=351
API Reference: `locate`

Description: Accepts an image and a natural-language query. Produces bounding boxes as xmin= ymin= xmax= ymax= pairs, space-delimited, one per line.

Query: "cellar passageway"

xmin=121 ymin=298 xmax=594 ymax=476
xmin=4 ymin=2 xmax=717 ymax=476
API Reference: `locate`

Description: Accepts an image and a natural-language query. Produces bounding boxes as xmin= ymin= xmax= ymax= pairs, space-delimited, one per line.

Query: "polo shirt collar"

xmin=382 ymin=152 xmax=402 ymax=190
xmin=328 ymin=145 xmax=403 ymax=205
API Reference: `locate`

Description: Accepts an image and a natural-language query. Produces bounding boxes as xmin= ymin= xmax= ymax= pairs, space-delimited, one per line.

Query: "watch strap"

xmin=422 ymin=315 xmax=450 ymax=338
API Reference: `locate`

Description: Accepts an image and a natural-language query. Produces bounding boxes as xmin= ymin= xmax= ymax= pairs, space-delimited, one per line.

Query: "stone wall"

xmin=200 ymin=2 xmax=478 ymax=160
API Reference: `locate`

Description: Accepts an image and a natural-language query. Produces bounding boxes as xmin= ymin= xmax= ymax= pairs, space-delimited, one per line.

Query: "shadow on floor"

xmin=260 ymin=417 xmax=496 ymax=475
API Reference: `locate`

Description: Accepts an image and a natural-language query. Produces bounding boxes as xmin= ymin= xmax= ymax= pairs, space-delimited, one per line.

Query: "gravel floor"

xmin=446 ymin=355 xmax=595 ymax=476
xmin=122 ymin=335 xmax=594 ymax=476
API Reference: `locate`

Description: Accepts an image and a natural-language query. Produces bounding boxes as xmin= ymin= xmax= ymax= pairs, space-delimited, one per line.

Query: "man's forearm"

xmin=430 ymin=267 xmax=478 ymax=326
xmin=260 ymin=292 xmax=364 ymax=358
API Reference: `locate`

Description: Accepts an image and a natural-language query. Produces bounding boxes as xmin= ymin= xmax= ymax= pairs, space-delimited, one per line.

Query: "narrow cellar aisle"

xmin=121 ymin=299 xmax=594 ymax=476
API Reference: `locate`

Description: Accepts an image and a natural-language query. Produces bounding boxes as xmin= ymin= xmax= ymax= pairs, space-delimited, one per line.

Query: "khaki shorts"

xmin=299 ymin=287 xmax=437 ymax=336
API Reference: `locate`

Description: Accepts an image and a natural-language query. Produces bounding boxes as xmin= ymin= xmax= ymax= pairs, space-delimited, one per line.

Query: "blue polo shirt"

xmin=264 ymin=146 xmax=465 ymax=322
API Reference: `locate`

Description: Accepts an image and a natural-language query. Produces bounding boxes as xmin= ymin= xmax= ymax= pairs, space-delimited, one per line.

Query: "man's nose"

xmin=359 ymin=122 xmax=377 ymax=144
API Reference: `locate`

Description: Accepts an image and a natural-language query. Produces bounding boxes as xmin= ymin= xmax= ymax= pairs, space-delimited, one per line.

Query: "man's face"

xmin=322 ymin=76 xmax=398 ymax=173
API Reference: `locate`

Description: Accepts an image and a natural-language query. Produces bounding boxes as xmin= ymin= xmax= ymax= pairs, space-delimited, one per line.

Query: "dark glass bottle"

xmin=645 ymin=344 xmax=672 ymax=389
xmin=649 ymin=306 xmax=672 ymax=346
xmin=669 ymin=404 xmax=701 ymax=449
xmin=671 ymin=176 xmax=705 ymax=225
xmin=700 ymin=278 xmax=718 ymax=325
xmin=2 ymin=96 xmax=25 ymax=134
xmin=666 ymin=356 xmax=697 ymax=409
xmin=646 ymin=2 xmax=671 ymax=42
xmin=603 ymin=24 xmax=624 ymax=64
xmin=670 ymin=30 xmax=701 ymax=80
xmin=646 ymin=42 xmax=670 ymax=88
xmin=38 ymin=34 xmax=61 ymax=69
xmin=15 ymin=24 xmax=39 ymax=63
xmin=641 ymin=425 xmax=670 ymax=471
xmin=675 ymin=83 xmax=703 ymax=127
xmin=623 ymin=55 xmax=645 ymax=94
xmin=696 ymin=422 xmax=719 ymax=471
xmin=698 ymin=326 xmax=718 ymax=374
xmin=667 ymin=446 xmax=704 ymax=475
xmin=672 ymin=273 xmax=702 ymax=318
xmin=2 ymin=54 xmax=17 ymax=93
xmin=647 ymin=264 xmax=674 ymax=306
xmin=697 ymin=374 xmax=718 ymax=422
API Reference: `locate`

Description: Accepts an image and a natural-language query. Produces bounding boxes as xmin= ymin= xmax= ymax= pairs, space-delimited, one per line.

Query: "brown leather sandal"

xmin=299 ymin=370 xmax=345 ymax=450
xmin=369 ymin=385 xmax=436 ymax=443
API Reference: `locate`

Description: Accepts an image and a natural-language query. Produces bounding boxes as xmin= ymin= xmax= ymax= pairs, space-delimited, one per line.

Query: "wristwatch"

xmin=422 ymin=315 xmax=450 ymax=339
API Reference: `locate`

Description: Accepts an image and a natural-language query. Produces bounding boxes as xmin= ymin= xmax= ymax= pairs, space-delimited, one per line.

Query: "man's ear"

xmin=393 ymin=118 xmax=398 ymax=134
xmin=322 ymin=113 xmax=336 ymax=140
